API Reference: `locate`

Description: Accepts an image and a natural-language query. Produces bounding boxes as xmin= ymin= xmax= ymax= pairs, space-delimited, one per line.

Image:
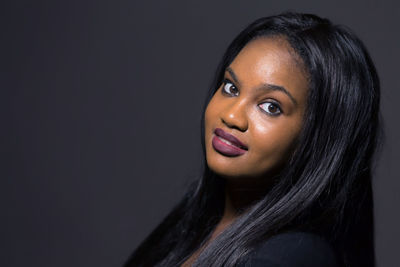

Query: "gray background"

xmin=2 ymin=0 xmax=399 ymax=266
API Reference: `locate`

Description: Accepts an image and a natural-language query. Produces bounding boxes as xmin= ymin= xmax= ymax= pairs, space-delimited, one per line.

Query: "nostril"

xmin=221 ymin=114 xmax=248 ymax=132
xmin=221 ymin=118 xmax=247 ymax=132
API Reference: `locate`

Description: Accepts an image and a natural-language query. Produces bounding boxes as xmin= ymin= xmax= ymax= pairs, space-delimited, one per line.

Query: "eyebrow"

xmin=226 ymin=67 xmax=298 ymax=106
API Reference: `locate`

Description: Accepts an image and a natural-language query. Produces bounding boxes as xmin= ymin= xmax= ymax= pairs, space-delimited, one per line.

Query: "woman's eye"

xmin=259 ymin=102 xmax=282 ymax=116
xmin=222 ymin=81 xmax=239 ymax=96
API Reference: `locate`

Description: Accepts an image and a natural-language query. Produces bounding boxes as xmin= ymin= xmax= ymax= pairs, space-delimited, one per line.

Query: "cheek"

xmin=204 ymin=94 xmax=221 ymax=128
xmin=251 ymin=118 xmax=301 ymax=165
xmin=204 ymin=97 xmax=218 ymax=145
xmin=204 ymin=104 xmax=213 ymax=136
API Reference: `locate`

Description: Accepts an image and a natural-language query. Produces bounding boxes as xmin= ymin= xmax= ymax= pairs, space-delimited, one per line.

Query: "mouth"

xmin=211 ymin=128 xmax=248 ymax=157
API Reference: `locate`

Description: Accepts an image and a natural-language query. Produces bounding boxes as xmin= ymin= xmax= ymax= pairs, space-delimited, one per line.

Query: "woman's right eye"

xmin=222 ymin=80 xmax=239 ymax=96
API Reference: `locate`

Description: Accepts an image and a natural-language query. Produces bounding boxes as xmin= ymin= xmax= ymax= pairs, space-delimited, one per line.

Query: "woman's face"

xmin=204 ymin=37 xmax=309 ymax=181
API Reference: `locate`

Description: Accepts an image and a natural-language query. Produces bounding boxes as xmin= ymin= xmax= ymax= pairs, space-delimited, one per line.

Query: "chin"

xmin=206 ymin=159 xmax=240 ymax=178
xmin=206 ymin=157 xmax=285 ymax=183
xmin=206 ymin=158 xmax=257 ymax=179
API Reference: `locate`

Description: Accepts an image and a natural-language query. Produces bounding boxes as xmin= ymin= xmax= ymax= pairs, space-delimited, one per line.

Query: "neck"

xmin=221 ymin=177 xmax=273 ymax=223
xmin=205 ymin=175 xmax=275 ymax=243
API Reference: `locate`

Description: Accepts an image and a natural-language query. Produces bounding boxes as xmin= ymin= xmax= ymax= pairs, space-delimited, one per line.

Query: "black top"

xmin=239 ymin=232 xmax=340 ymax=267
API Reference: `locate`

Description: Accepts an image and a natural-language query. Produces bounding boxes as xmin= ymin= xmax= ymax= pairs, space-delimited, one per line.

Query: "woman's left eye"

xmin=259 ymin=102 xmax=282 ymax=116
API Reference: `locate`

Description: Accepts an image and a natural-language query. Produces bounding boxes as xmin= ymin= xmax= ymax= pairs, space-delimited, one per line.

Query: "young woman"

xmin=125 ymin=12 xmax=381 ymax=267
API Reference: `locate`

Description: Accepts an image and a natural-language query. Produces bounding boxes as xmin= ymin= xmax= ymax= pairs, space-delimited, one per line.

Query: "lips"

xmin=211 ymin=128 xmax=248 ymax=156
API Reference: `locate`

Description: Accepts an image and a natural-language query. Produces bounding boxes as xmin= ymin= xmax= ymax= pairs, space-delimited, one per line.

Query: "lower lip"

xmin=211 ymin=135 xmax=247 ymax=156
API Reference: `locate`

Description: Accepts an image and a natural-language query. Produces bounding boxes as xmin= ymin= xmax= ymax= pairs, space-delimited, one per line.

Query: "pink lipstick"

xmin=212 ymin=128 xmax=248 ymax=156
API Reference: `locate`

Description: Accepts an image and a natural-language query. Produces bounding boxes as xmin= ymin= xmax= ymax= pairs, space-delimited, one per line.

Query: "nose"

xmin=220 ymin=99 xmax=248 ymax=132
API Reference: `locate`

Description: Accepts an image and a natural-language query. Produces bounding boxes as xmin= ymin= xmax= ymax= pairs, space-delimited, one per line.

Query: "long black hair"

xmin=125 ymin=12 xmax=381 ymax=267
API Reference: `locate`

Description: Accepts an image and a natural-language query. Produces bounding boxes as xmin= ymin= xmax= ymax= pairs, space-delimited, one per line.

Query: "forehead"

xmin=228 ymin=37 xmax=308 ymax=99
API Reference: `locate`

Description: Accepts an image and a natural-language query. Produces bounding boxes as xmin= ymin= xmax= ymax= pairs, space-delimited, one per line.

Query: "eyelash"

xmin=221 ymin=79 xmax=283 ymax=116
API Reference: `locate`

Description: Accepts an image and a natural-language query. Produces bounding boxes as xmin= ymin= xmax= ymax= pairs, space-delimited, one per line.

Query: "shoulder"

xmin=240 ymin=232 xmax=340 ymax=267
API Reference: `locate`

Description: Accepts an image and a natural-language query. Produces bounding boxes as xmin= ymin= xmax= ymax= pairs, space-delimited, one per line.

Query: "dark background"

xmin=2 ymin=1 xmax=399 ymax=266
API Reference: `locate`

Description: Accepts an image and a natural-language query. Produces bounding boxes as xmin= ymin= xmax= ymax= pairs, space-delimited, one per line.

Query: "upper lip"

xmin=214 ymin=128 xmax=248 ymax=150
